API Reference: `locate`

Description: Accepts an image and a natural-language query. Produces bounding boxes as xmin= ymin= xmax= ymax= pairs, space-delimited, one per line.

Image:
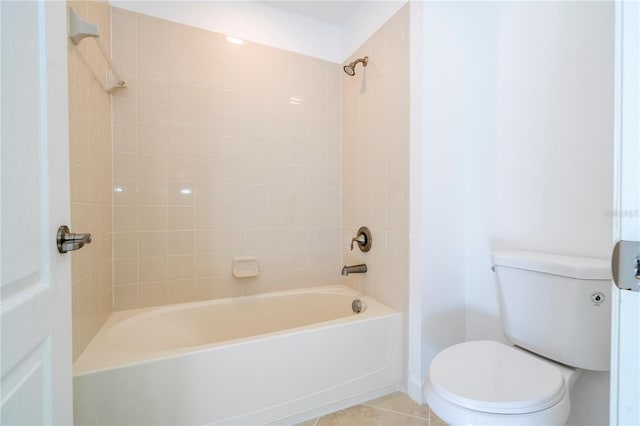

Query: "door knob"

xmin=57 ymin=225 xmax=91 ymax=253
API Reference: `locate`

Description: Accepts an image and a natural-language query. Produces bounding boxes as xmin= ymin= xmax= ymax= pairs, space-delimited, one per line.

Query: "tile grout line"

xmin=360 ymin=404 xmax=431 ymax=422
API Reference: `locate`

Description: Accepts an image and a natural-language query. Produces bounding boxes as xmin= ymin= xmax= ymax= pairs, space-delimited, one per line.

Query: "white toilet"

xmin=424 ymin=249 xmax=611 ymax=426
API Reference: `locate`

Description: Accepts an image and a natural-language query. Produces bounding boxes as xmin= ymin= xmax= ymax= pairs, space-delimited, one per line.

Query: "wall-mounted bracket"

xmin=68 ymin=7 xmax=99 ymax=45
xmin=67 ymin=7 xmax=127 ymax=92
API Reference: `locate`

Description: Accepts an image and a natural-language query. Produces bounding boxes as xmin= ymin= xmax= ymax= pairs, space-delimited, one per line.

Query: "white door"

xmin=1 ymin=2 xmax=73 ymax=425
xmin=610 ymin=1 xmax=640 ymax=425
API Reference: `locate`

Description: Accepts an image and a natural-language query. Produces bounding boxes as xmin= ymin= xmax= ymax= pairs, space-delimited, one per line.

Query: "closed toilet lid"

xmin=429 ymin=340 xmax=566 ymax=415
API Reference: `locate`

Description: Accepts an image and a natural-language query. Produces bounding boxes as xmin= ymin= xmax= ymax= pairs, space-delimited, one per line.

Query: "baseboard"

xmin=406 ymin=377 xmax=424 ymax=404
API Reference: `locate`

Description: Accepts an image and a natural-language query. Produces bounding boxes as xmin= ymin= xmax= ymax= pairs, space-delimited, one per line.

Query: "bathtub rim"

xmin=73 ymin=284 xmax=400 ymax=377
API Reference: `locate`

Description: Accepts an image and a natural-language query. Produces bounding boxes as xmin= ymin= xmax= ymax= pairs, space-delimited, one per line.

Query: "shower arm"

xmin=352 ymin=58 xmax=368 ymax=67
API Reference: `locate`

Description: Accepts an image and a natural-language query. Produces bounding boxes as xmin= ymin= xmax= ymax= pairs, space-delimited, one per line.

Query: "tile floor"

xmin=295 ymin=392 xmax=446 ymax=426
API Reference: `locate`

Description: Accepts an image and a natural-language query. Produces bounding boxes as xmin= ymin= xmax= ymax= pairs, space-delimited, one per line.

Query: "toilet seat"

xmin=429 ymin=340 xmax=566 ymax=414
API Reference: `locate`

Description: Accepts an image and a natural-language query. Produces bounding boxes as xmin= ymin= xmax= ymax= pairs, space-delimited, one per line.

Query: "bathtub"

xmin=73 ymin=285 xmax=403 ymax=425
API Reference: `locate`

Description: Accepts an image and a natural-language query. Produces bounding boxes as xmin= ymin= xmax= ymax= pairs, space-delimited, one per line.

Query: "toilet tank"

xmin=493 ymin=249 xmax=611 ymax=371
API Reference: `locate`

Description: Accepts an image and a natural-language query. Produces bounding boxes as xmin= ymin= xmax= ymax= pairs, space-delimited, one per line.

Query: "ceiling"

xmin=258 ymin=1 xmax=363 ymax=26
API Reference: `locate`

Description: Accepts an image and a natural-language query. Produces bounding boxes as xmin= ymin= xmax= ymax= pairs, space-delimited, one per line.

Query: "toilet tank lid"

xmin=493 ymin=249 xmax=611 ymax=280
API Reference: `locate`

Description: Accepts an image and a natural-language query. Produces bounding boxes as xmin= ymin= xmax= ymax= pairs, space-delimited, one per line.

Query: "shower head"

xmin=343 ymin=56 xmax=368 ymax=76
xmin=343 ymin=65 xmax=355 ymax=76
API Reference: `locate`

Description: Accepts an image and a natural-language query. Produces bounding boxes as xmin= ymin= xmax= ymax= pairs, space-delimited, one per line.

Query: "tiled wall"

xmin=68 ymin=1 xmax=113 ymax=360
xmin=341 ymin=5 xmax=410 ymax=313
xmin=111 ymin=8 xmax=342 ymax=310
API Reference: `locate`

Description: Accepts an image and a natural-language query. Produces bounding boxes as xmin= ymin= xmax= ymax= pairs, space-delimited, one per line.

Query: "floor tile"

xmin=429 ymin=408 xmax=447 ymax=425
xmin=316 ymin=404 xmax=429 ymax=426
xmin=362 ymin=392 xmax=430 ymax=419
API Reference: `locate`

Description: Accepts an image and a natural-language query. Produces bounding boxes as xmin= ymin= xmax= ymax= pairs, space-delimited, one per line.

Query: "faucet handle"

xmin=350 ymin=226 xmax=372 ymax=252
xmin=350 ymin=235 xmax=366 ymax=250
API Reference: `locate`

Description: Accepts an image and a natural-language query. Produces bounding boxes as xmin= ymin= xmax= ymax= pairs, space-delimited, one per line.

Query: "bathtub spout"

xmin=341 ymin=264 xmax=367 ymax=276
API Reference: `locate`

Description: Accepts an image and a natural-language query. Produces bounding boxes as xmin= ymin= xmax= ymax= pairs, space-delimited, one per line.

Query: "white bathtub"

xmin=73 ymin=285 xmax=403 ymax=425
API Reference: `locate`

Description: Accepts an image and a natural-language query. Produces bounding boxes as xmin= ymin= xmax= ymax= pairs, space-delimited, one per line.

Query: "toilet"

xmin=424 ymin=249 xmax=611 ymax=426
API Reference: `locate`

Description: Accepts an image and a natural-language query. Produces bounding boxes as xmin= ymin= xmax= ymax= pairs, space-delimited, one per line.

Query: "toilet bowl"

xmin=423 ymin=250 xmax=611 ymax=426
xmin=424 ymin=340 xmax=578 ymax=426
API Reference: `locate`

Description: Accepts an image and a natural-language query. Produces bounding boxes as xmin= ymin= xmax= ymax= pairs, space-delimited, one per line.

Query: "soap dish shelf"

xmin=233 ymin=257 xmax=259 ymax=278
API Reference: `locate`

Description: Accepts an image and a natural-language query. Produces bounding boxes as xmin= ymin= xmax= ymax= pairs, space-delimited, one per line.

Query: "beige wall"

xmin=111 ymin=8 xmax=342 ymax=310
xmin=341 ymin=5 xmax=410 ymax=314
xmin=68 ymin=1 xmax=113 ymax=361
